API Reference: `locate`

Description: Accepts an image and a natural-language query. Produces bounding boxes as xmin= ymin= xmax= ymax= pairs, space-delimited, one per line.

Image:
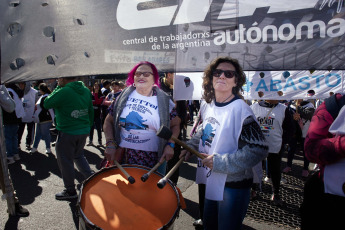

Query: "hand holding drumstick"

xmin=180 ymin=150 xmax=213 ymax=170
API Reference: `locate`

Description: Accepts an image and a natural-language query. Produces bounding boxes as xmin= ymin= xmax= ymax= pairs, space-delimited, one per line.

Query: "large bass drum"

xmin=78 ymin=165 xmax=180 ymax=230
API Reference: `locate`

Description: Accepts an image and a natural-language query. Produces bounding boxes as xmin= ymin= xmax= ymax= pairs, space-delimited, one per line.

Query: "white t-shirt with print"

xmin=119 ymin=90 xmax=175 ymax=152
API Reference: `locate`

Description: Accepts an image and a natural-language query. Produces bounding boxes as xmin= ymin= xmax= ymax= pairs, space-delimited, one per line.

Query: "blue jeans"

xmin=203 ymin=186 xmax=250 ymax=230
xmin=33 ymin=122 xmax=52 ymax=149
xmin=4 ymin=124 xmax=19 ymax=158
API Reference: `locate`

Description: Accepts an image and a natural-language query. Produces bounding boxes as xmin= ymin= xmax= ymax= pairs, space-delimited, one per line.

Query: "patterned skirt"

xmin=121 ymin=148 xmax=159 ymax=168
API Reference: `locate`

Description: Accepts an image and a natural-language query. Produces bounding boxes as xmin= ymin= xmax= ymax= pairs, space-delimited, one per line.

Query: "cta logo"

xmin=117 ymin=0 xmax=319 ymax=30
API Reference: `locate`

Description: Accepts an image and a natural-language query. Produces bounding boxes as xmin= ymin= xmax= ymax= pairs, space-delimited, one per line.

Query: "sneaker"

xmin=14 ymin=202 xmax=29 ymax=217
xmin=86 ymin=142 xmax=93 ymax=146
xmin=271 ymin=194 xmax=283 ymax=207
xmin=264 ymin=176 xmax=271 ymax=183
xmin=193 ymin=219 xmax=203 ymax=227
xmin=55 ymin=189 xmax=78 ymax=201
xmin=302 ymin=169 xmax=309 ymax=178
xmin=46 ymin=148 xmax=52 ymax=154
xmin=7 ymin=157 xmax=15 ymax=165
xmin=30 ymin=148 xmax=38 ymax=153
xmin=282 ymin=166 xmax=291 ymax=173
xmin=13 ymin=154 xmax=20 ymax=161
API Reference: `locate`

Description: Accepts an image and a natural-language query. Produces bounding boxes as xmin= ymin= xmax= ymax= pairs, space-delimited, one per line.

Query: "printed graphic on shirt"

xmin=256 ymin=116 xmax=275 ymax=137
xmin=201 ymin=124 xmax=215 ymax=147
xmin=119 ymin=111 xmax=148 ymax=131
xmin=119 ymin=93 xmax=160 ymax=151
xmin=71 ymin=109 xmax=88 ymax=118
xmin=201 ymin=117 xmax=219 ymax=147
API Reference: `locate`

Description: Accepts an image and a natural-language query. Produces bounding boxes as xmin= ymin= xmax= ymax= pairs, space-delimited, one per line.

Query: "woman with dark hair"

xmin=103 ymin=61 xmax=181 ymax=174
xmin=181 ymin=57 xmax=268 ymax=230
xmin=31 ymin=83 xmax=54 ymax=154
xmin=87 ymin=82 xmax=103 ymax=146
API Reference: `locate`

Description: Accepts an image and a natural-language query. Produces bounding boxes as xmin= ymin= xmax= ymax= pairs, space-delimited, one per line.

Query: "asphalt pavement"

xmin=0 ymin=126 xmax=305 ymax=230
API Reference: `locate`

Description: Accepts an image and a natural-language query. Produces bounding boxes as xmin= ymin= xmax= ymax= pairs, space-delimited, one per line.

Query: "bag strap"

xmin=325 ymin=94 xmax=345 ymax=120
xmin=265 ymin=106 xmax=275 ymax=121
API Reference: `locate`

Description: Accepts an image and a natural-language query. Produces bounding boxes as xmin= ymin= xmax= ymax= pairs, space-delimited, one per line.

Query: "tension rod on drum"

xmin=113 ymin=160 xmax=135 ymax=184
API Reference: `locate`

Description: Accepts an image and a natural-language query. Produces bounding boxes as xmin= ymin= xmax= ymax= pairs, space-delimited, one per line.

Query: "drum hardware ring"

xmin=157 ymin=157 xmax=184 ymax=189
xmin=113 ymin=160 xmax=135 ymax=184
xmin=141 ymin=160 xmax=165 ymax=182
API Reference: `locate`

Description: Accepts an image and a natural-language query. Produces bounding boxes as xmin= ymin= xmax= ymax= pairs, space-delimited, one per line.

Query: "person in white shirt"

xmin=17 ymin=82 xmax=38 ymax=150
xmin=181 ymin=57 xmax=268 ymax=230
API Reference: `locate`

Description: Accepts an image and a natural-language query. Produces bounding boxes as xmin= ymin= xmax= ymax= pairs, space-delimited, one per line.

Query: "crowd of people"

xmin=1 ymin=57 xmax=344 ymax=229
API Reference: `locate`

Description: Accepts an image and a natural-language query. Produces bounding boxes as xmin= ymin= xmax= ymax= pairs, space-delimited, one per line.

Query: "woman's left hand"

xmin=160 ymin=145 xmax=174 ymax=162
xmin=201 ymin=153 xmax=214 ymax=170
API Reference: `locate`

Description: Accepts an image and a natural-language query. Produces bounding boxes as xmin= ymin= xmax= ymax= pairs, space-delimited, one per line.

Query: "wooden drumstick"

xmin=113 ymin=160 xmax=135 ymax=184
xmin=156 ymin=125 xmax=206 ymax=160
xmin=157 ymin=157 xmax=184 ymax=189
xmin=141 ymin=160 xmax=165 ymax=182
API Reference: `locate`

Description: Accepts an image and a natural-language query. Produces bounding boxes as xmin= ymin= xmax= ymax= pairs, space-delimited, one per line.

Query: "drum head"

xmin=79 ymin=165 xmax=179 ymax=230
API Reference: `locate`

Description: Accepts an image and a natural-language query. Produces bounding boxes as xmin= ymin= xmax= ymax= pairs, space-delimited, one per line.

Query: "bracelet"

xmin=166 ymin=142 xmax=175 ymax=149
xmin=106 ymin=140 xmax=116 ymax=146
xmin=106 ymin=146 xmax=116 ymax=149
xmin=106 ymin=139 xmax=114 ymax=144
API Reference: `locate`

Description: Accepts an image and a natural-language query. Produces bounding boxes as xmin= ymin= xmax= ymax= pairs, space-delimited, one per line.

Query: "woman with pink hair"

xmin=103 ymin=61 xmax=181 ymax=175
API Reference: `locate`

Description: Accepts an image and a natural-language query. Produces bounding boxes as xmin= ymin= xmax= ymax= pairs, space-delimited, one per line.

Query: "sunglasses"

xmin=213 ymin=69 xmax=237 ymax=78
xmin=134 ymin=72 xmax=153 ymax=77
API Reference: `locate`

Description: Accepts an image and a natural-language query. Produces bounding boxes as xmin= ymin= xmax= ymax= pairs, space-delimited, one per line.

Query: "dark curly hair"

xmin=38 ymin=83 xmax=51 ymax=94
xmin=202 ymin=57 xmax=246 ymax=103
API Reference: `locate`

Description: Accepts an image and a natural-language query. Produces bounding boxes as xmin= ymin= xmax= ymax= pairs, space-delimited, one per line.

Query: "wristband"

xmin=166 ymin=142 xmax=175 ymax=149
xmin=106 ymin=140 xmax=117 ymax=147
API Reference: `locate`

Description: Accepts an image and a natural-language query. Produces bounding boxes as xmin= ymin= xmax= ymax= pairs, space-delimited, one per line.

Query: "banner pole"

xmin=0 ymin=106 xmax=16 ymax=215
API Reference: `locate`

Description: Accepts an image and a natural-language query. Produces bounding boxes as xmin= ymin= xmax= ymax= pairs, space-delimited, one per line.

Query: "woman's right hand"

xmin=180 ymin=149 xmax=191 ymax=161
xmin=105 ymin=146 xmax=116 ymax=162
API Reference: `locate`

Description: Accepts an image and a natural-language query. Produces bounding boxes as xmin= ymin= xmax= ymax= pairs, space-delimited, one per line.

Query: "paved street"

xmin=1 ymin=126 xmax=305 ymax=230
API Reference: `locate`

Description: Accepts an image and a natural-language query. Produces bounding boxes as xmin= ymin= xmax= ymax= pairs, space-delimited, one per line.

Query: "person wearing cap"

xmin=44 ymin=76 xmax=94 ymax=201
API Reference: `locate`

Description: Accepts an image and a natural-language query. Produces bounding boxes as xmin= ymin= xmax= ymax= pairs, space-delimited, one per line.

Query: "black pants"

xmin=198 ymin=183 xmax=206 ymax=220
xmin=300 ymin=172 xmax=345 ymax=230
xmin=17 ymin=122 xmax=35 ymax=146
xmin=267 ymin=152 xmax=282 ymax=196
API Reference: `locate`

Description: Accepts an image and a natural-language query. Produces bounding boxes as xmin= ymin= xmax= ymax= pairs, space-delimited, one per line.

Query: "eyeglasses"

xmin=134 ymin=72 xmax=153 ymax=77
xmin=212 ymin=69 xmax=237 ymax=78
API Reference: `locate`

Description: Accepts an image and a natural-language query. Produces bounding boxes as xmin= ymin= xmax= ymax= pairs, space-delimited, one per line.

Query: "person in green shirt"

xmin=44 ymin=76 xmax=94 ymax=201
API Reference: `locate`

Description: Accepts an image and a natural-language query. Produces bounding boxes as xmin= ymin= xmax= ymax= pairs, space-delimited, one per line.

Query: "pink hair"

xmin=126 ymin=61 xmax=160 ymax=88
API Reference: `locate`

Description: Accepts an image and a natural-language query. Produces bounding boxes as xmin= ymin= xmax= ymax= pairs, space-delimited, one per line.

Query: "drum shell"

xmin=78 ymin=165 xmax=180 ymax=230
